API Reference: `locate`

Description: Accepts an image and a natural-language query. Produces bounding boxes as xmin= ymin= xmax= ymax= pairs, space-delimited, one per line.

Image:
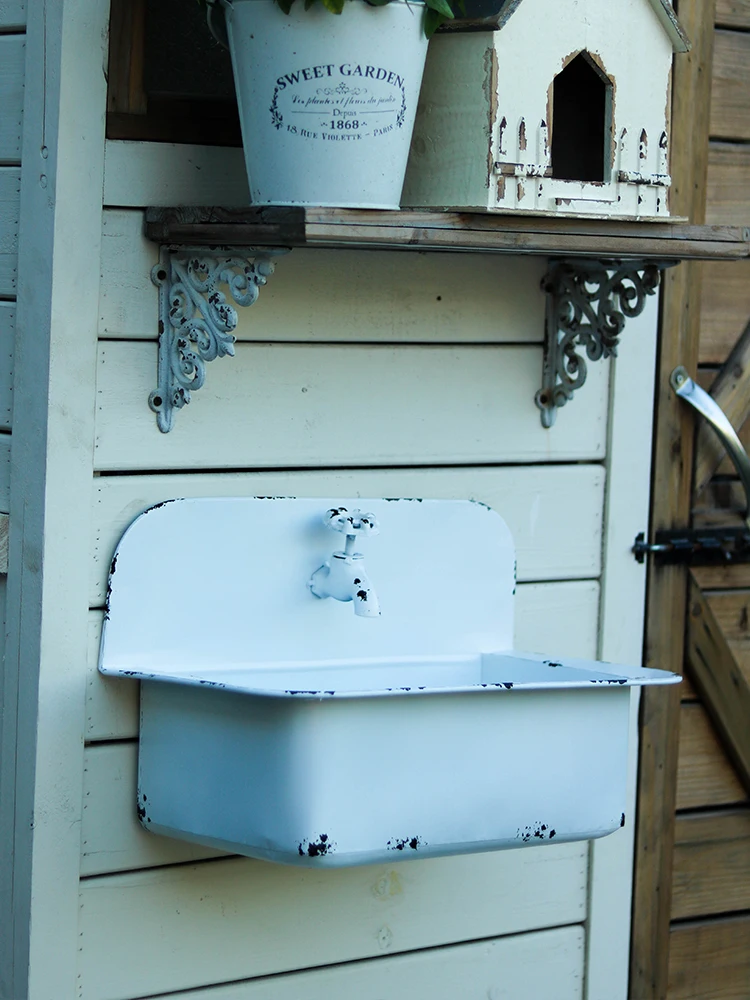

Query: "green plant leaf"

xmin=424 ymin=0 xmax=455 ymax=19
xmin=264 ymin=0 xmax=461 ymax=38
xmin=422 ymin=7 xmax=442 ymax=36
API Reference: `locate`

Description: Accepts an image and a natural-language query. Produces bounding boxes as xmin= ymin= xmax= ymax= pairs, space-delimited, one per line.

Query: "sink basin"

xmin=100 ymin=497 xmax=679 ymax=866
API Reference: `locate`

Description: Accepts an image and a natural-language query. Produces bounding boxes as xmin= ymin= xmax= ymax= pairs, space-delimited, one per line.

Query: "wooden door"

xmin=631 ymin=2 xmax=750 ymax=998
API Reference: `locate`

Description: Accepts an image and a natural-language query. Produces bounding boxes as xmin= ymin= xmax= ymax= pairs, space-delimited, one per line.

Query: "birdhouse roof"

xmin=451 ymin=0 xmax=690 ymax=52
xmin=644 ymin=0 xmax=691 ymax=51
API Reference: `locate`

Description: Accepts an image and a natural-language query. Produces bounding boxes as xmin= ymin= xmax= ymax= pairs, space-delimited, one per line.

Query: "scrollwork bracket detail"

xmin=150 ymin=247 xmax=289 ymax=432
xmin=535 ymin=258 xmax=677 ymax=427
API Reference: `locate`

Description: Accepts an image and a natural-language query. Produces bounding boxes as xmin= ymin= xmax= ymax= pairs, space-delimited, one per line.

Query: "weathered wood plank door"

xmin=631 ymin=2 xmax=750 ymax=997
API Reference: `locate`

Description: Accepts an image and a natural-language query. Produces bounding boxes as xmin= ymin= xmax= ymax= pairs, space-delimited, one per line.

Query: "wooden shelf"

xmin=145 ymin=207 xmax=750 ymax=261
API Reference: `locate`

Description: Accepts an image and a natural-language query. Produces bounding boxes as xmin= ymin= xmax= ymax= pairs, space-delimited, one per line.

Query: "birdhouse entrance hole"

xmin=551 ymin=52 xmax=613 ymax=183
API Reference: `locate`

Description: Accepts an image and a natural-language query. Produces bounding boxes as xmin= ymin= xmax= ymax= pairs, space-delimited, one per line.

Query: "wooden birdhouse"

xmin=403 ymin=0 xmax=690 ymax=219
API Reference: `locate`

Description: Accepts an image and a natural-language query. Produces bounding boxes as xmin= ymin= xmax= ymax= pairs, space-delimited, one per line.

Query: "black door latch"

xmin=633 ymin=528 xmax=750 ymax=565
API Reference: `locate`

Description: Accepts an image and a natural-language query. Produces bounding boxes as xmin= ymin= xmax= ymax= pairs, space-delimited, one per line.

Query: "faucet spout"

xmin=309 ymin=508 xmax=381 ymax=617
xmin=352 ymin=570 xmax=380 ymax=619
xmin=309 ymin=551 xmax=381 ymax=618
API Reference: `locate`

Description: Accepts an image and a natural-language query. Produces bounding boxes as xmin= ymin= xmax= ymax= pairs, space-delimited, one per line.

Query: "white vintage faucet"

xmin=308 ymin=507 xmax=381 ymax=618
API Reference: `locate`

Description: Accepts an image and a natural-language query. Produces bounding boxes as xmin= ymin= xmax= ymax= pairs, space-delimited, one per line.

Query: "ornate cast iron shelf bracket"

xmin=150 ymin=247 xmax=289 ymax=432
xmin=535 ymin=258 xmax=677 ymax=428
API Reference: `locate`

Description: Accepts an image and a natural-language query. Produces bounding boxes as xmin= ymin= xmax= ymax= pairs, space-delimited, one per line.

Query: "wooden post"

xmin=107 ymin=0 xmax=147 ymax=117
xmin=629 ymin=1 xmax=716 ymax=997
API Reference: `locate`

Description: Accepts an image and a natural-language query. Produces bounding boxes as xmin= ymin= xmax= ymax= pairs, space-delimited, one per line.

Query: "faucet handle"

xmin=323 ymin=507 xmax=379 ymax=537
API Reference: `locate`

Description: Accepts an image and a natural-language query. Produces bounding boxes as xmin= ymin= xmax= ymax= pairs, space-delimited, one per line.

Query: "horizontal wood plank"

xmin=94 ymin=342 xmax=609 ymax=472
xmin=0 ymin=168 xmax=20 ymax=295
xmin=0 ymin=0 xmax=25 ymax=30
xmin=698 ymin=260 xmax=750 ymax=365
xmin=710 ymin=30 xmax=750 ymax=141
xmin=103 ymin=141 xmax=249 ymax=209
xmin=78 ymin=845 xmax=588 ymax=1000
xmin=668 ymin=914 xmax=750 ymax=999
xmin=146 ymin=207 xmax=750 ymax=262
xmin=149 ymin=208 xmax=750 ymax=244
xmin=0 ymin=35 xmax=24 ymax=164
xmin=144 ymin=926 xmax=585 ymax=1000
xmin=81 ymin=741 xmax=225 ymax=874
xmin=514 ymin=580 xmax=600 ymax=658
xmin=90 ymin=466 xmax=605 ymax=606
xmin=99 ymin=210 xmax=547 ymax=344
xmin=716 ymin=0 xmax=750 ymax=27
xmin=706 ymin=143 xmax=750 ymax=227
xmin=0 ymin=301 xmax=15 ymax=430
xmin=676 ymin=702 xmax=748 ymax=810
xmin=693 ymin=563 xmax=750 ymax=590
xmin=100 ymin=142 xmax=750 ymax=265
xmin=672 ymin=808 xmax=750 ymax=920
xmin=85 ymin=579 xmax=601 ymax=743
xmin=86 ymin=613 xmax=137 ymax=742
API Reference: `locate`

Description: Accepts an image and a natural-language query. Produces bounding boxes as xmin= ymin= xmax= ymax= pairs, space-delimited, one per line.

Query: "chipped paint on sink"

xmin=100 ymin=497 xmax=679 ymax=867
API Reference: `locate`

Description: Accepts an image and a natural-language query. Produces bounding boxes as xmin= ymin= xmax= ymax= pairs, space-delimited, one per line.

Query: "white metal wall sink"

xmin=99 ymin=497 xmax=679 ymax=867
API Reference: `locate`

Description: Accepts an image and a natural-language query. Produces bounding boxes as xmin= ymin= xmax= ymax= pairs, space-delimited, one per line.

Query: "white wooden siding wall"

xmin=0 ymin=1 xmax=25 ymax=33
xmin=0 ymin=0 xmax=656 ymax=987
xmin=68 ymin=122 xmax=657 ymax=998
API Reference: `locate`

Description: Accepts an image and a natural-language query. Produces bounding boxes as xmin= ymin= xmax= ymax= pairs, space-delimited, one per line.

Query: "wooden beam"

xmin=710 ymin=29 xmax=750 ymax=141
xmin=706 ymin=142 xmax=750 ymax=226
xmin=671 ymin=808 xmax=750 ymax=920
xmin=686 ymin=574 xmax=750 ymax=794
xmin=698 ymin=259 xmax=750 ymax=364
xmin=629 ymin=1 xmax=717 ymax=996
xmin=668 ymin=914 xmax=750 ymax=999
xmin=693 ymin=316 xmax=750 ymax=495
xmin=715 ymin=0 xmax=750 ymax=30
xmin=106 ymin=0 xmax=147 ymax=117
xmin=144 ymin=207 xmax=750 ymax=261
xmin=692 ymin=562 xmax=750 ymax=589
xmin=629 ymin=262 xmax=699 ymax=1000
xmin=676 ymin=702 xmax=748 ymax=810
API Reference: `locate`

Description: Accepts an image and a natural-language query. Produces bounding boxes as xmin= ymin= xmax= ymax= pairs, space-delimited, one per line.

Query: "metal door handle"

xmin=671 ymin=366 xmax=750 ymax=527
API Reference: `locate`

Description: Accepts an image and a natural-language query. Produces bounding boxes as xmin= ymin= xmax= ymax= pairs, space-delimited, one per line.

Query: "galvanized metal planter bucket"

xmin=210 ymin=0 xmax=429 ymax=208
